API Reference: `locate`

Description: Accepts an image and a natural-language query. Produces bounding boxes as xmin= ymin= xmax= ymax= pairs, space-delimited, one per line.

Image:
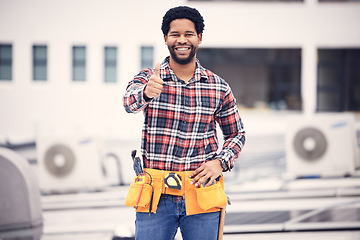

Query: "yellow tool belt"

xmin=125 ymin=168 xmax=227 ymax=216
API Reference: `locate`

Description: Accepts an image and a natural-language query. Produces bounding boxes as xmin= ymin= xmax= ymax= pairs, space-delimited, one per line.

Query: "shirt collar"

xmin=161 ymin=56 xmax=209 ymax=83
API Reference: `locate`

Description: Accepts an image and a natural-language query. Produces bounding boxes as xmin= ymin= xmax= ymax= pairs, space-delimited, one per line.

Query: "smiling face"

xmin=164 ymin=18 xmax=203 ymax=65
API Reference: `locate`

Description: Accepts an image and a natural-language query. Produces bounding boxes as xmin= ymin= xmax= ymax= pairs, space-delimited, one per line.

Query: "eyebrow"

xmin=169 ymin=30 xmax=196 ymax=34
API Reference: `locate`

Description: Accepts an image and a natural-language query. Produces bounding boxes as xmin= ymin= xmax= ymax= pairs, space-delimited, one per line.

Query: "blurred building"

xmin=0 ymin=0 xmax=359 ymax=141
xmin=1 ymin=3 xmax=359 ymax=239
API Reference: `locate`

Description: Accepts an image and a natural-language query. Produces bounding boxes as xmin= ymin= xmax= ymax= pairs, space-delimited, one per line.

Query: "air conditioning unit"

xmin=286 ymin=113 xmax=359 ymax=178
xmin=36 ymin=135 xmax=107 ymax=193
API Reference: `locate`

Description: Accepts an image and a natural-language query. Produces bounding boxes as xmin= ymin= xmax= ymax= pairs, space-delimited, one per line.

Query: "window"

xmin=189 ymin=0 xmax=303 ymax=2
xmin=319 ymin=0 xmax=360 ymax=2
xmin=104 ymin=46 xmax=117 ymax=82
xmin=0 ymin=44 xmax=12 ymax=81
xmin=317 ymin=49 xmax=360 ymax=112
xmin=141 ymin=46 xmax=154 ymax=70
xmin=72 ymin=46 xmax=86 ymax=81
xmin=197 ymin=48 xmax=302 ymax=110
xmin=33 ymin=45 xmax=47 ymax=81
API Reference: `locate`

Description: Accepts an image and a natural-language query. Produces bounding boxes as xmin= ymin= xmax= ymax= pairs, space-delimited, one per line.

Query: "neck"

xmin=169 ymin=57 xmax=196 ymax=83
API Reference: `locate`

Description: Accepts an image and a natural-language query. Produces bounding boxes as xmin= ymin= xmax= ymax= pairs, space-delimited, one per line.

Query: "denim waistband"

xmin=161 ymin=194 xmax=184 ymax=203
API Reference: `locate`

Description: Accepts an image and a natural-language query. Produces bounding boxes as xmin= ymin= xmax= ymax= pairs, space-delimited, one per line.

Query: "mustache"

xmin=174 ymin=44 xmax=192 ymax=47
xmin=171 ymin=44 xmax=194 ymax=49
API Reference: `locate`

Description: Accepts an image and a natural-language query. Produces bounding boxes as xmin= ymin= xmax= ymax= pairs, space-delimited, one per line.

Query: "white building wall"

xmin=0 ymin=0 xmax=360 ymax=140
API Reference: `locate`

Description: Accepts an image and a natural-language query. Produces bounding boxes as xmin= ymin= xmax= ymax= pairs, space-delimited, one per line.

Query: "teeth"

xmin=177 ymin=48 xmax=189 ymax=51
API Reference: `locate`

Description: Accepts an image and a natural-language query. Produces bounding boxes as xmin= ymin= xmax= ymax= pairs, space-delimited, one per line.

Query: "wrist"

xmin=143 ymin=87 xmax=153 ymax=102
xmin=217 ymin=158 xmax=229 ymax=172
xmin=143 ymin=93 xmax=152 ymax=102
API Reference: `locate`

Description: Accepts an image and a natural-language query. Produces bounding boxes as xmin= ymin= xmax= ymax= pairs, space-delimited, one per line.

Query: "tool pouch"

xmin=125 ymin=174 xmax=153 ymax=209
xmin=195 ymin=181 xmax=227 ymax=210
xmin=125 ymin=182 xmax=153 ymax=208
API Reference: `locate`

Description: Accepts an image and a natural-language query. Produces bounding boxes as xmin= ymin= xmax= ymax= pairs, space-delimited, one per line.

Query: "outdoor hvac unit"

xmin=286 ymin=113 xmax=359 ymax=178
xmin=37 ymin=136 xmax=106 ymax=193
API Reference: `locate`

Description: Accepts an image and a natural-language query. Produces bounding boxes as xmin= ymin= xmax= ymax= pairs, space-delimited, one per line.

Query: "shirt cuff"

xmin=216 ymin=152 xmax=232 ymax=171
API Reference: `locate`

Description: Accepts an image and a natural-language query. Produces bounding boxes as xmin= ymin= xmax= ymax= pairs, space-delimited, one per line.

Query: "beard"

xmin=168 ymin=44 xmax=197 ymax=65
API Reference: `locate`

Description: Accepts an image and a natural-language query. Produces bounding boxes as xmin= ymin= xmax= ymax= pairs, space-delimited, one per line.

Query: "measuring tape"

xmin=164 ymin=172 xmax=182 ymax=190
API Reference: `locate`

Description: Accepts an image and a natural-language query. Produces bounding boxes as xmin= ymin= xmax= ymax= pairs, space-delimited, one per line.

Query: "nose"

xmin=177 ymin=35 xmax=187 ymax=44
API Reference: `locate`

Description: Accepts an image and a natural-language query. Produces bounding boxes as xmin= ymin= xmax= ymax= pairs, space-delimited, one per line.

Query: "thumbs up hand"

xmin=144 ymin=62 xmax=164 ymax=99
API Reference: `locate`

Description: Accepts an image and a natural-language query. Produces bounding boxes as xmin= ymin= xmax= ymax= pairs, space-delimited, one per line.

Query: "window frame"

xmin=0 ymin=44 xmax=13 ymax=81
xmin=104 ymin=46 xmax=118 ymax=83
xmin=141 ymin=46 xmax=154 ymax=70
xmin=72 ymin=45 xmax=86 ymax=81
xmin=33 ymin=45 xmax=48 ymax=81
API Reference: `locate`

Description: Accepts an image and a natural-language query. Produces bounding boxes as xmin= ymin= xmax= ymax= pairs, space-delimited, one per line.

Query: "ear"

xmin=198 ymin=33 xmax=203 ymax=45
xmin=164 ymin=34 xmax=168 ymax=45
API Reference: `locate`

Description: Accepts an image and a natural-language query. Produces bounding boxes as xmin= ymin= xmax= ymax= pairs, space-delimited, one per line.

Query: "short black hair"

xmin=161 ymin=6 xmax=205 ymax=35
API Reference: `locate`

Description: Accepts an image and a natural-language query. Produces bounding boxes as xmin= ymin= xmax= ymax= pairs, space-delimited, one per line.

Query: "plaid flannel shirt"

xmin=123 ymin=57 xmax=245 ymax=172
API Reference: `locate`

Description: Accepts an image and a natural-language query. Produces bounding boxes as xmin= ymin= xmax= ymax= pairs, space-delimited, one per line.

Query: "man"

xmin=123 ymin=6 xmax=245 ymax=240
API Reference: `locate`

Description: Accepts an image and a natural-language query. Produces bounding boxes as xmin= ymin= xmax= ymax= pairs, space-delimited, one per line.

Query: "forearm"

xmin=123 ymin=84 xmax=148 ymax=113
xmin=217 ymin=130 xmax=246 ymax=170
xmin=216 ymin=92 xmax=246 ymax=170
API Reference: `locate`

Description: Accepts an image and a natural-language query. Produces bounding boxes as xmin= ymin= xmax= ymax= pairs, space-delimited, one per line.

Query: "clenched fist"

xmin=144 ymin=62 xmax=163 ymax=99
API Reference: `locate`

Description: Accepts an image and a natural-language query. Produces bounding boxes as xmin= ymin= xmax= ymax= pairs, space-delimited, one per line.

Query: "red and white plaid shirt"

xmin=123 ymin=57 xmax=245 ymax=172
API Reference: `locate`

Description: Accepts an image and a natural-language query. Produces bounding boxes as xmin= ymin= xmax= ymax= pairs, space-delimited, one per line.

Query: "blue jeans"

xmin=135 ymin=194 xmax=220 ymax=240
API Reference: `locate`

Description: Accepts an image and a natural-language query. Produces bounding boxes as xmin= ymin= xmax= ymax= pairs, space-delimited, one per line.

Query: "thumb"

xmin=154 ymin=62 xmax=160 ymax=77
